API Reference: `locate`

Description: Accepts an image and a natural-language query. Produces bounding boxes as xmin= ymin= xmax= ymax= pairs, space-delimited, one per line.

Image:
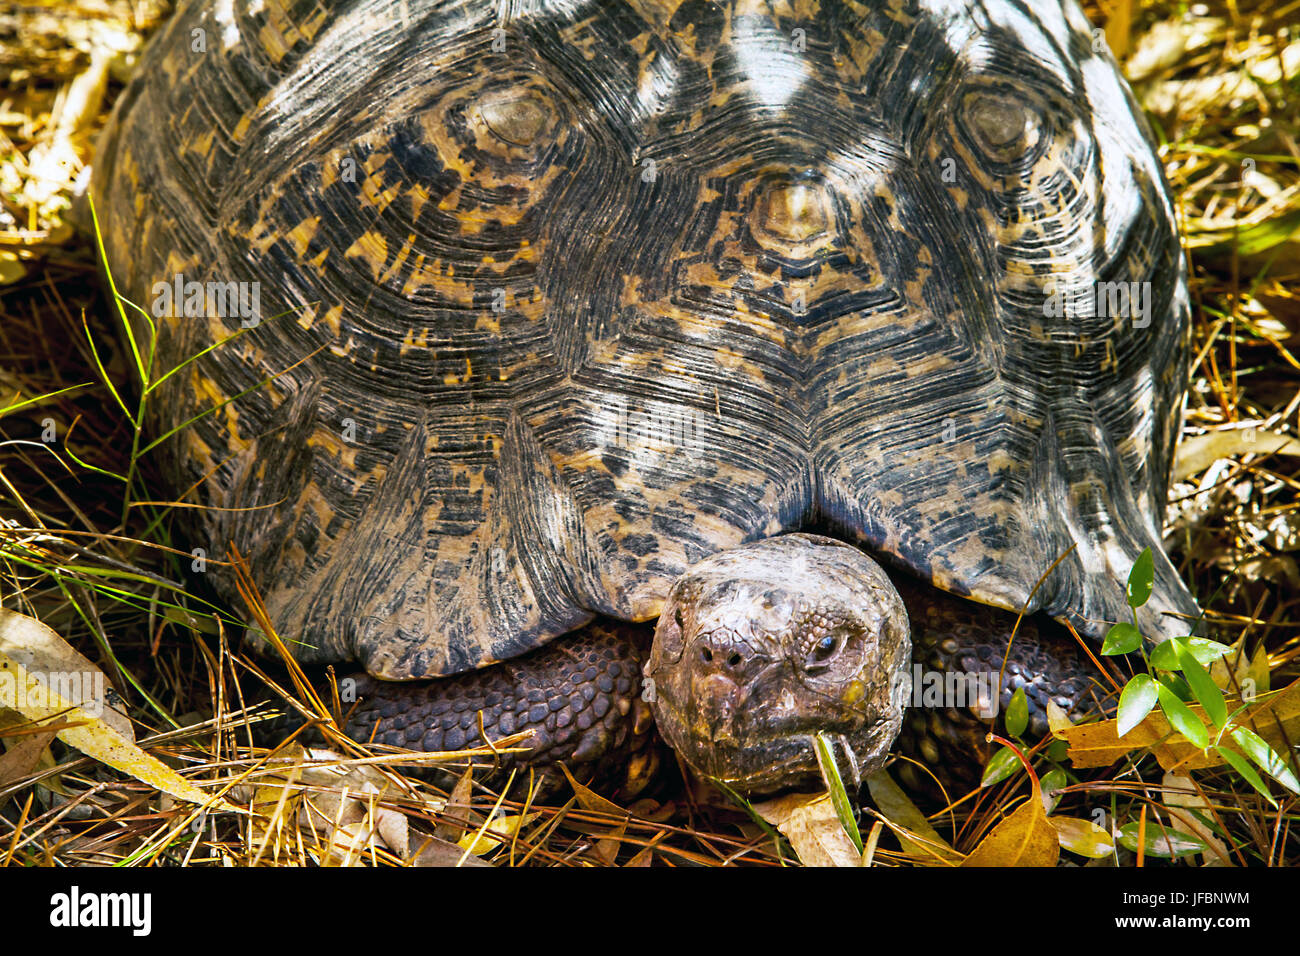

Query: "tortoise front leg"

xmin=332 ymin=621 xmax=657 ymax=795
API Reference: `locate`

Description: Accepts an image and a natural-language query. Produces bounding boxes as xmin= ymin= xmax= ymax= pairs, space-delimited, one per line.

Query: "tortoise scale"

xmin=92 ymin=0 xmax=1198 ymax=794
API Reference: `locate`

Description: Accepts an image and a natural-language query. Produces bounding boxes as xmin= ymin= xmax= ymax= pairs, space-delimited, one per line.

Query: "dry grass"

xmin=0 ymin=0 xmax=1296 ymax=865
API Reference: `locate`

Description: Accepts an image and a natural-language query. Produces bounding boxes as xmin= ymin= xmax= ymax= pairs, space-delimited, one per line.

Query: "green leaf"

xmin=1116 ymin=821 xmax=1206 ymax=857
xmin=1229 ymin=726 xmax=1300 ymax=795
xmin=814 ymin=733 xmax=863 ymax=853
xmin=1177 ymin=644 xmax=1227 ymax=728
xmin=1047 ymin=738 xmax=1069 ymax=761
xmin=1149 ymin=638 xmax=1180 ymax=671
xmin=1180 ymin=638 xmax=1234 ymax=665
xmin=1102 ymin=622 xmax=1142 ymax=655
xmin=1127 ymin=548 xmax=1154 ymax=608
xmin=980 ymin=746 xmax=1022 ymax=788
xmin=1158 ymin=672 xmax=1193 ymax=700
xmin=1039 ymin=768 xmax=1068 ymax=815
xmin=1117 ymin=674 xmax=1159 ymax=737
xmin=1153 ymin=637 xmax=1233 ymax=670
xmin=1215 ymin=746 xmax=1278 ymax=807
xmin=1051 ymin=816 xmax=1116 ymax=858
xmin=1006 ymin=686 xmax=1029 ymax=738
xmin=1157 ymin=683 xmax=1209 ymax=748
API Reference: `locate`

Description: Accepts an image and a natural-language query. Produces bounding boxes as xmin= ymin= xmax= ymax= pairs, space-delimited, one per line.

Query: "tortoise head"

xmin=645 ymin=534 xmax=911 ymax=795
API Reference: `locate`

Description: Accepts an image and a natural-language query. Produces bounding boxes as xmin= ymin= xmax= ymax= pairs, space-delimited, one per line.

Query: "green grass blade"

xmin=814 ymin=733 xmax=863 ymax=853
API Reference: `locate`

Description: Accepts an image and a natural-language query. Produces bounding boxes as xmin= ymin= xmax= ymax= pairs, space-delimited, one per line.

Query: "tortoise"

xmin=90 ymin=0 xmax=1199 ymax=796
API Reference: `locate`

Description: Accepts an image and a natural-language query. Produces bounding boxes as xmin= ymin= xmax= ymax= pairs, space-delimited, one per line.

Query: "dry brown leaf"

xmin=559 ymin=763 xmax=630 ymax=818
xmin=411 ymin=833 xmax=491 ymax=867
xmin=1162 ymin=773 xmax=1231 ymax=867
xmin=865 ymin=769 xmax=962 ymax=865
xmin=624 ymin=845 xmax=654 ymax=867
xmin=755 ymin=791 xmax=862 ymax=867
xmin=594 ymin=819 xmax=628 ymax=865
xmin=433 ymin=766 xmax=475 ymax=842
xmin=1173 ymin=428 xmax=1300 ymax=481
xmin=0 ymin=727 xmax=57 ymax=792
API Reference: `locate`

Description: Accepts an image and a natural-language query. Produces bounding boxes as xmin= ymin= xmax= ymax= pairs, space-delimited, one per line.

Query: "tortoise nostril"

xmin=696 ymin=633 xmax=755 ymax=674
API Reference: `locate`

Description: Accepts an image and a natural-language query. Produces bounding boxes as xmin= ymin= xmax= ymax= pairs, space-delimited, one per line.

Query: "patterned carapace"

xmin=92 ymin=0 xmax=1196 ymax=680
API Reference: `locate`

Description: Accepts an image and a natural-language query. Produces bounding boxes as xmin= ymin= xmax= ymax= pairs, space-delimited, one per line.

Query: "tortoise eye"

xmin=804 ymin=633 xmax=843 ymax=672
xmin=962 ymin=91 xmax=1040 ymax=162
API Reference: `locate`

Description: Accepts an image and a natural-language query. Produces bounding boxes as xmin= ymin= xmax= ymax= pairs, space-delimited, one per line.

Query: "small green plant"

xmin=1105 ymin=548 xmax=1299 ymax=806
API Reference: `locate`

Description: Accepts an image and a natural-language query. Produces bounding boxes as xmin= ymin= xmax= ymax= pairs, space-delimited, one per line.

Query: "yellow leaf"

xmin=962 ymin=745 xmax=1058 ymax=867
xmin=962 ymin=794 xmax=1060 ymax=867
xmin=1049 ymin=816 xmax=1115 ymax=859
xmin=1046 ymin=700 xmax=1074 ymax=737
xmin=0 ymin=608 xmax=131 ymax=740
xmin=456 ymin=812 xmax=538 ymax=856
xmin=0 ymin=610 xmax=216 ymax=807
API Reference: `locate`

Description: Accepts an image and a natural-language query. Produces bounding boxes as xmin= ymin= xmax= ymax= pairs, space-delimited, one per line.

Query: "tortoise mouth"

xmin=668 ymin=720 xmax=898 ymax=794
xmin=677 ymin=733 xmax=826 ymax=793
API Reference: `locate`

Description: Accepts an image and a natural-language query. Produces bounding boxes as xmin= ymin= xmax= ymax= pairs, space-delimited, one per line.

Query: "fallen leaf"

xmin=1045 ymin=700 xmax=1074 ymax=737
xmin=433 ymin=767 xmax=475 ymax=843
xmin=1173 ymin=428 xmax=1300 ymax=481
xmin=1049 ymin=816 xmax=1115 ymax=859
xmin=1162 ymin=773 xmax=1231 ymax=866
xmin=961 ymin=739 xmax=1059 ymax=867
xmin=962 ymin=794 xmax=1060 ymax=867
xmin=624 ymin=845 xmax=654 ymax=867
xmin=559 ymin=763 xmax=629 ymax=818
xmin=764 ymin=792 xmax=863 ymax=867
xmin=456 ymin=811 xmax=539 ymax=856
xmin=0 ymin=726 xmax=57 ymax=792
xmin=1061 ymin=676 xmax=1300 ymax=774
xmin=0 ymin=608 xmax=131 ymax=740
xmin=411 ymin=833 xmax=491 ymax=867
xmin=0 ymin=610 xmax=214 ymax=806
xmin=593 ymin=819 xmax=628 ymax=865
xmin=864 ymin=769 xmax=962 ymax=865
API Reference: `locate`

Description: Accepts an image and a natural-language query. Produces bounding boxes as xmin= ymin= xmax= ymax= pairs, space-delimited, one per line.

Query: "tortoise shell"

xmin=92 ymin=0 xmax=1197 ymax=680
